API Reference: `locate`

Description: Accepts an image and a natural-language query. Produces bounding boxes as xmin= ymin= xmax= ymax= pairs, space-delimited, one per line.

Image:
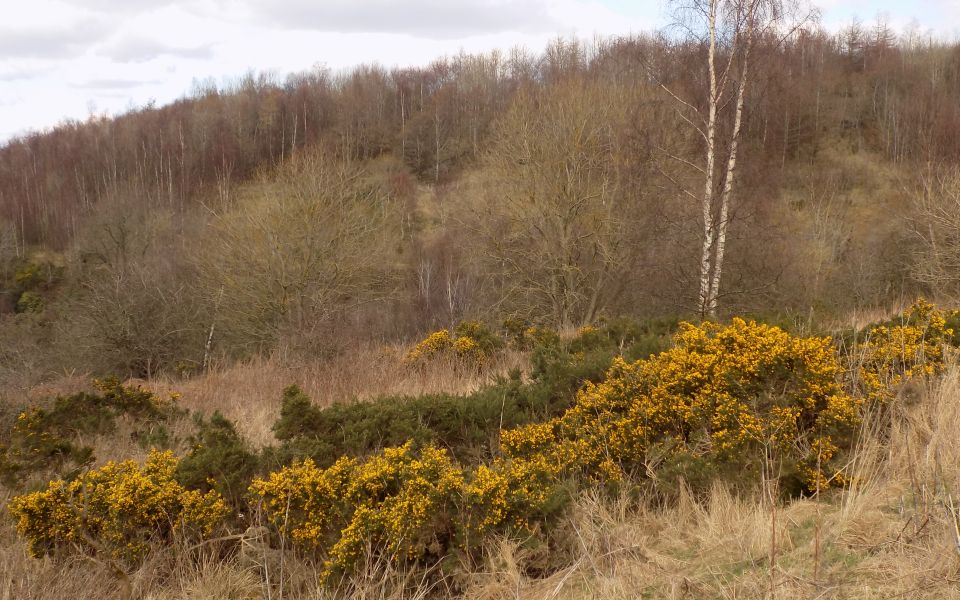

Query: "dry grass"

xmin=15 ymin=342 xmax=527 ymax=450
xmin=6 ymin=355 xmax=960 ymax=598
xmin=146 ymin=344 xmax=527 ymax=448
xmin=457 ymin=368 xmax=960 ymax=600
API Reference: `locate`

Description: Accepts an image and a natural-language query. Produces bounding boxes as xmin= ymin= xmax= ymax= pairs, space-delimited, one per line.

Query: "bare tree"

xmin=198 ymin=150 xmax=400 ymax=353
xmin=913 ymin=167 xmax=960 ymax=299
xmin=469 ymin=80 xmax=641 ymax=327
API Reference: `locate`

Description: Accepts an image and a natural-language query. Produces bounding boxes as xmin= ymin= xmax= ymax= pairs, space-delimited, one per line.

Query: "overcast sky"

xmin=1 ymin=0 xmax=957 ymax=144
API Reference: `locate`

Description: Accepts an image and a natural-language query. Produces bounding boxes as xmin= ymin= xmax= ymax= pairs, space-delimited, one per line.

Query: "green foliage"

xmin=267 ymin=382 xmax=522 ymax=467
xmin=453 ymin=320 xmax=504 ymax=356
xmin=269 ymin=318 xmax=677 ymax=470
xmin=176 ymin=412 xmax=259 ymax=509
xmin=4 ymin=255 xmax=62 ymax=317
xmin=501 ymin=317 xmax=532 ymax=349
xmin=531 ymin=318 xmax=676 ymax=395
xmin=0 ymin=379 xmax=180 ymax=488
xmin=267 ymin=359 xmax=585 ymax=469
xmin=405 ymin=320 xmax=504 ymax=367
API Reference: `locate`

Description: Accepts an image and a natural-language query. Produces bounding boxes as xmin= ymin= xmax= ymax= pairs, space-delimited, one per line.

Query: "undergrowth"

xmin=4 ymin=303 xmax=957 ymax=594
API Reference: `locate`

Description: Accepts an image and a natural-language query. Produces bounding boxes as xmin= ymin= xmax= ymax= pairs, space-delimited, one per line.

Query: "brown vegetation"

xmin=4 ymin=5 xmax=960 ymax=599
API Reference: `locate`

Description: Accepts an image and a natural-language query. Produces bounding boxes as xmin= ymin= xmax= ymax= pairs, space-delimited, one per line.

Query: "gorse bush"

xmin=10 ymin=255 xmax=63 ymax=315
xmin=404 ymin=320 xmax=503 ymax=367
xmin=15 ymin=290 xmax=43 ymax=314
xmin=454 ymin=320 xmax=504 ymax=356
xmin=8 ymin=450 xmax=228 ymax=566
xmin=12 ymin=304 xmax=959 ymax=584
xmin=13 ymin=258 xmax=63 ymax=292
xmin=176 ymin=411 xmax=260 ymax=509
xmin=251 ymin=440 xmax=564 ymax=580
xmin=529 ymin=319 xmax=674 ymax=388
xmin=251 ymin=442 xmax=466 ymax=579
xmin=462 ymin=455 xmax=568 ymax=539
xmin=0 ymin=378 xmax=180 ymax=487
xmin=854 ymin=300 xmax=957 ymax=403
xmin=503 ymin=318 xmax=858 ymax=492
xmin=267 ymin=317 xmax=649 ymax=467
xmin=268 ymin=376 xmax=555 ymax=467
xmin=252 ymin=316 xmax=863 ymax=578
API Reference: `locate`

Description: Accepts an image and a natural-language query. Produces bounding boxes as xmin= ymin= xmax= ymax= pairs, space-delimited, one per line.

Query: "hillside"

xmin=0 ymin=32 xmax=959 ymax=390
xmin=3 ymin=14 xmax=960 ymax=600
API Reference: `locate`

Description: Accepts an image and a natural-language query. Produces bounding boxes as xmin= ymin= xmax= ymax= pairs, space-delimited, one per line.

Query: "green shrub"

xmin=0 ymin=379 xmax=181 ymax=487
xmin=176 ymin=412 xmax=259 ymax=509
xmin=268 ymin=371 xmax=564 ymax=468
xmin=269 ymin=318 xmax=676 ymax=470
xmin=501 ymin=317 xmax=532 ymax=349
xmin=453 ymin=320 xmax=504 ymax=356
xmin=405 ymin=320 xmax=505 ymax=368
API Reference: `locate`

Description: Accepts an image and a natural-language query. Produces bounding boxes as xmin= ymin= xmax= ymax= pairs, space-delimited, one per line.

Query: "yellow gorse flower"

xmin=404 ymin=329 xmax=454 ymax=363
xmin=404 ymin=324 xmax=491 ymax=366
xmin=250 ymin=441 xmax=468 ymax=579
xmin=8 ymin=450 xmax=228 ymax=564
xmin=503 ymin=318 xmax=857 ymax=490
xmin=20 ymin=305 xmax=946 ymax=581
xmin=855 ymin=299 xmax=955 ymax=403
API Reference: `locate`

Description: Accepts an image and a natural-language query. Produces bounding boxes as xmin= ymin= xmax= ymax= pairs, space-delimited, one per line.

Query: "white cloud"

xmin=98 ymin=36 xmax=215 ymax=63
xmin=0 ymin=17 xmax=112 ymax=59
xmin=69 ymin=78 xmax=164 ymax=89
xmin=230 ymin=0 xmax=560 ymax=37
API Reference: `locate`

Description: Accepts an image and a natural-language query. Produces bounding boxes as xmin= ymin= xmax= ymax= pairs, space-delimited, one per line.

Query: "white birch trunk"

xmin=707 ymin=7 xmax=755 ymax=317
xmin=698 ymin=0 xmax=721 ymax=319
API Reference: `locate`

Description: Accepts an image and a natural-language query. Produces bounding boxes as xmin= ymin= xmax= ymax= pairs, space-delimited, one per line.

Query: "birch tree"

xmin=662 ymin=0 xmax=810 ymax=317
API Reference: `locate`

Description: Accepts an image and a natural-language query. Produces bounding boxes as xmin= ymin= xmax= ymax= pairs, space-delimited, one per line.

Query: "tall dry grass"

xmin=6 ymin=354 xmax=960 ymax=599
xmin=147 ymin=344 xmax=527 ymax=447
xmin=456 ymin=367 xmax=960 ymax=599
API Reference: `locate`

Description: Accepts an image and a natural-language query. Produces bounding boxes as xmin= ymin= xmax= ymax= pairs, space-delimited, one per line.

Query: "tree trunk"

xmin=707 ymin=11 xmax=754 ymax=317
xmin=698 ymin=0 xmax=721 ymax=319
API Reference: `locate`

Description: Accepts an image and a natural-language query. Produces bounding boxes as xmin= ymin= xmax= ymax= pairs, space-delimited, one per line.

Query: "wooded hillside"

xmin=2 ymin=19 xmax=960 ymax=382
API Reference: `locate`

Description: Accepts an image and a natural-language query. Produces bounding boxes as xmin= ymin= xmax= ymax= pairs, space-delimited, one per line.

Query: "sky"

xmin=0 ymin=0 xmax=957 ymax=143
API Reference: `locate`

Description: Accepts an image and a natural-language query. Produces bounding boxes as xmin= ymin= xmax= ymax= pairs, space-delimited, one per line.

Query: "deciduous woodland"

xmin=4 ymin=3 xmax=960 ymax=598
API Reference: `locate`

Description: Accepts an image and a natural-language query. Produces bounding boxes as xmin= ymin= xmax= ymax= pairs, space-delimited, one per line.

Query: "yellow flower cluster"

xmin=250 ymin=441 xmax=467 ymax=579
xmin=8 ymin=450 xmax=228 ymax=564
xmin=251 ymin=440 xmax=562 ymax=578
xmin=503 ymin=318 xmax=857 ymax=490
xmin=404 ymin=328 xmax=487 ymax=366
xmin=404 ymin=329 xmax=453 ymax=363
xmin=20 ymin=308 xmax=956 ymax=580
xmin=856 ymin=299 xmax=956 ymax=403
xmin=576 ymin=325 xmax=598 ymax=337
xmin=462 ymin=455 xmax=560 ymax=537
